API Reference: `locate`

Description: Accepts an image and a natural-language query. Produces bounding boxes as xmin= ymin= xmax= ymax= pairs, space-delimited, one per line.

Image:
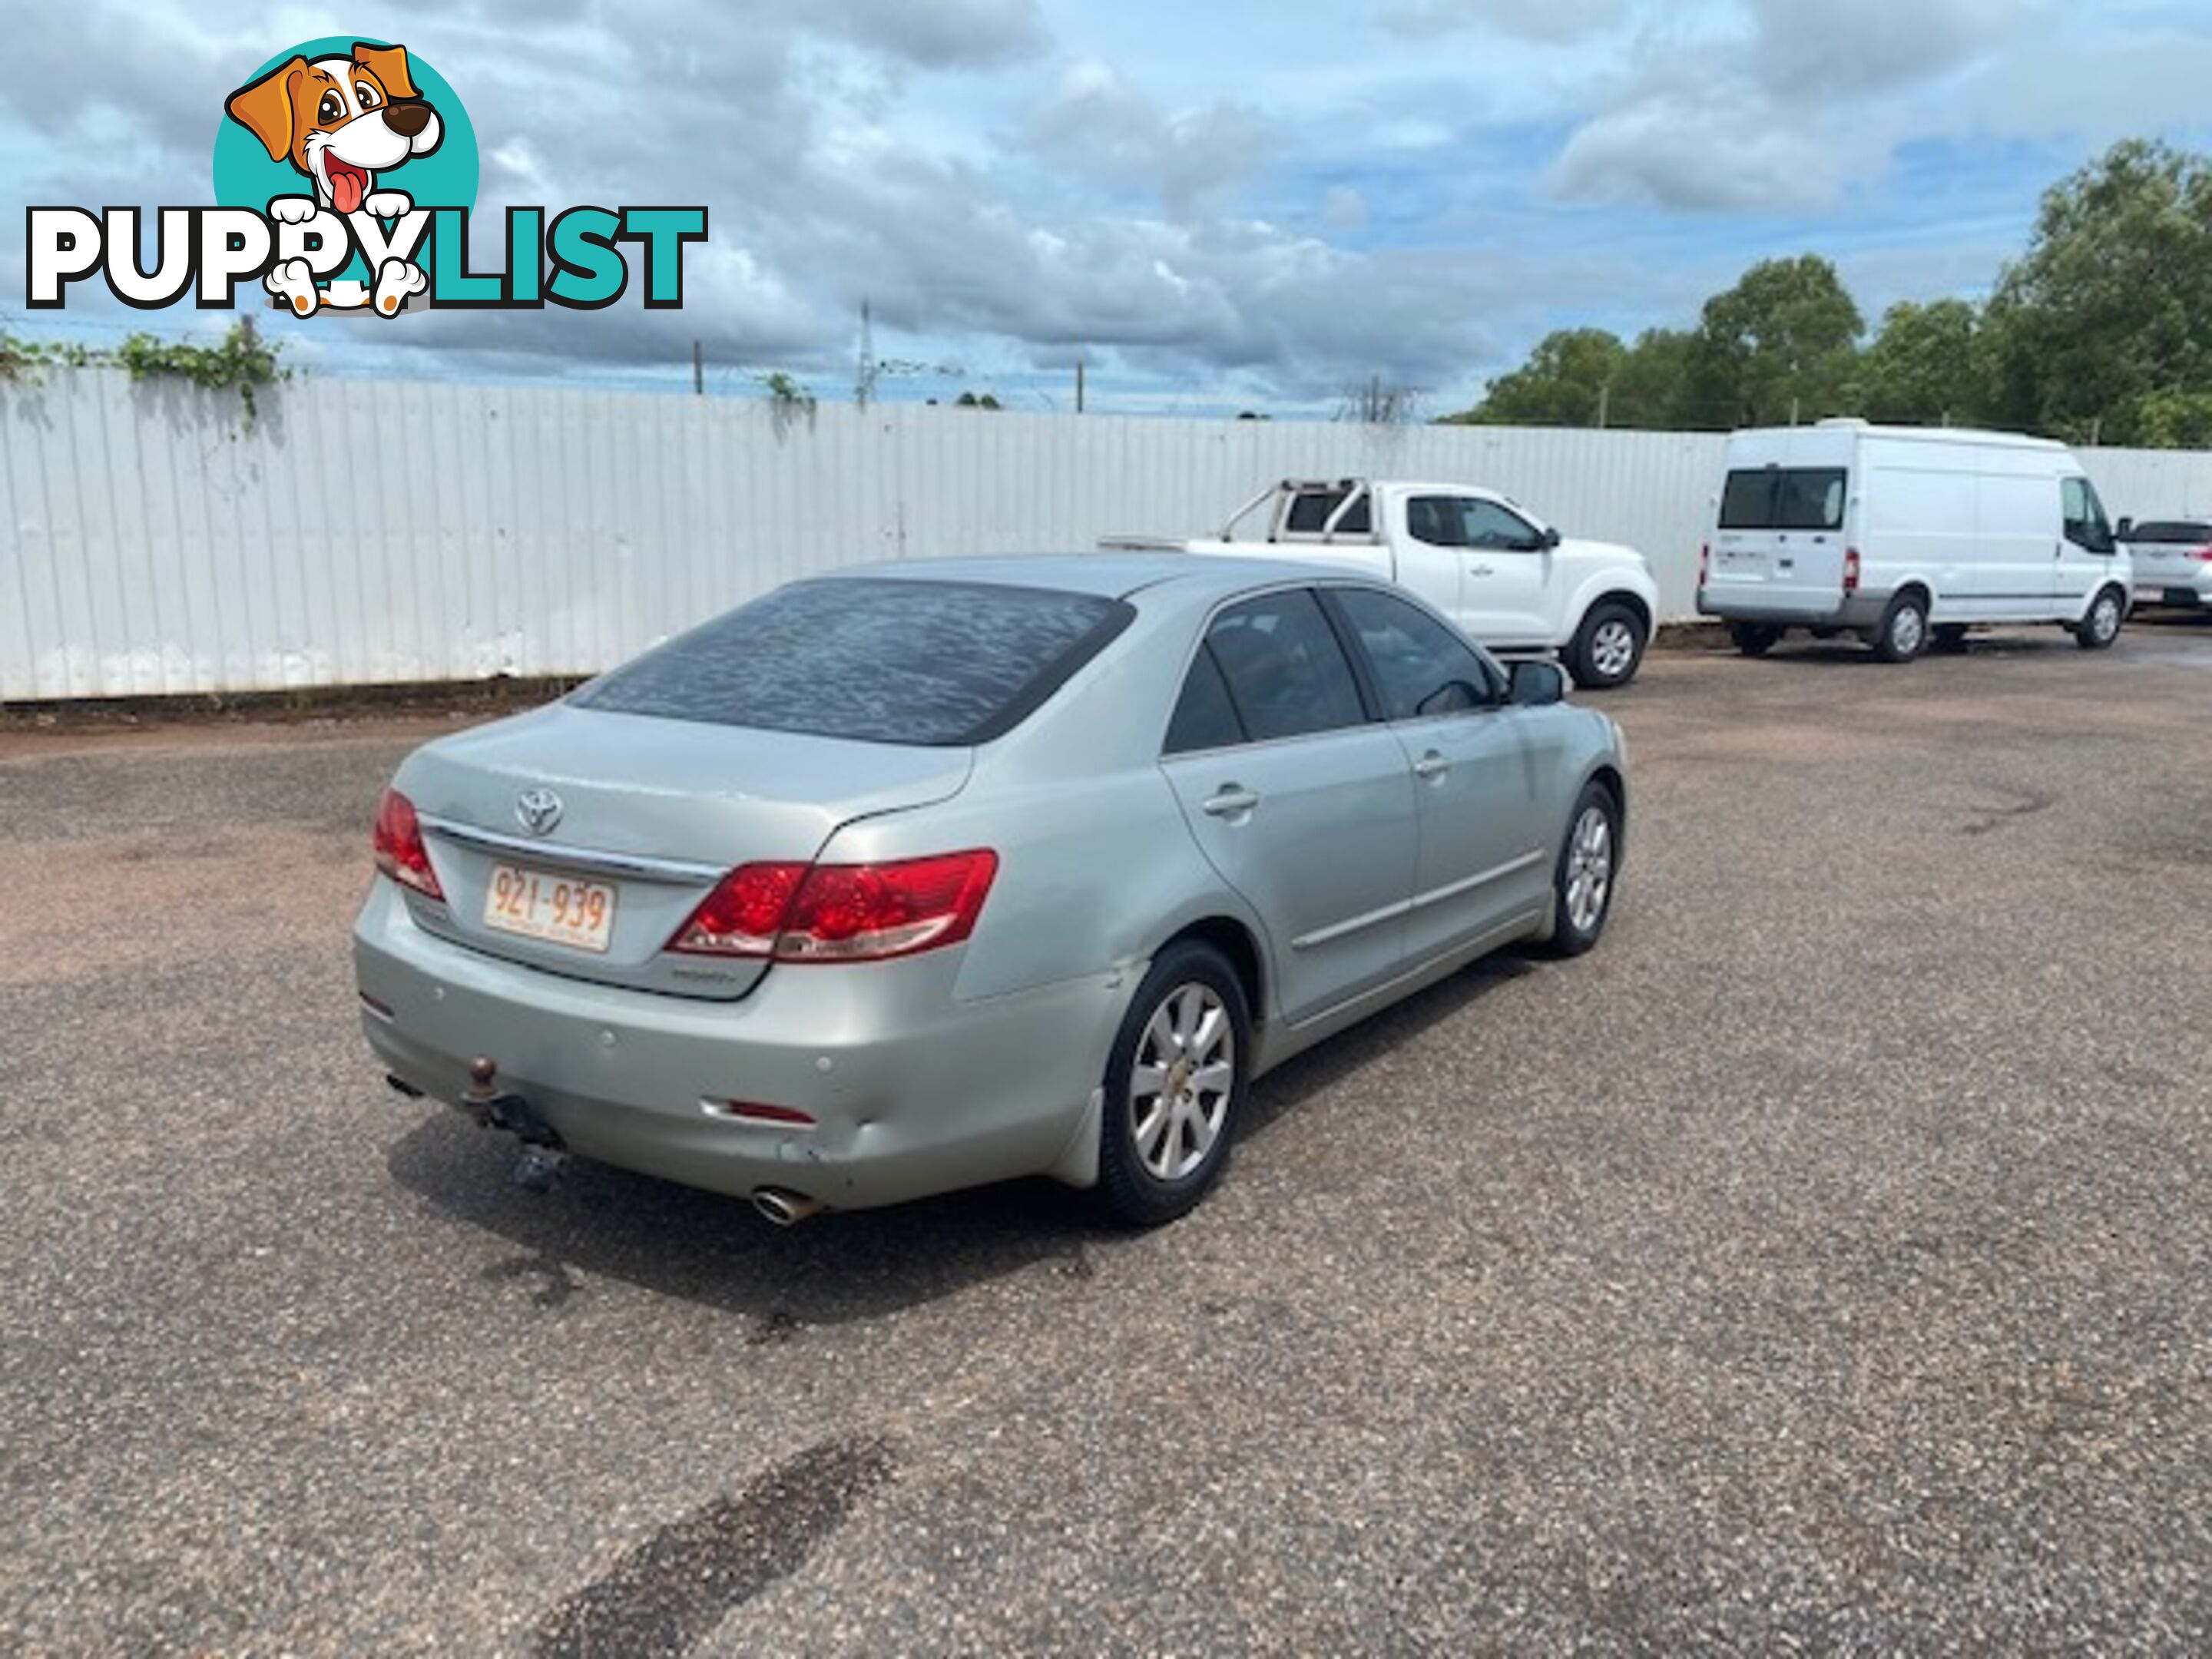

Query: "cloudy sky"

xmin=5 ymin=0 xmax=2211 ymax=415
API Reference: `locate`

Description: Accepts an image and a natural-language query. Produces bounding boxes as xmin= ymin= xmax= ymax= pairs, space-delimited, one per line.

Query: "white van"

xmin=1696 ymin=422 xmax=2133 ymax=661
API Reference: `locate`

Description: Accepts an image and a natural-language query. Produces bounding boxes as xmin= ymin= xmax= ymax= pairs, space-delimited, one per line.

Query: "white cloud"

xmin=2 ymin=0 xmax=2206 ymax=413
xmin=1381 ymin=0 xmax=1631 ymax=45
xmin=1018 ymin=58 xmax=1277 ymax=219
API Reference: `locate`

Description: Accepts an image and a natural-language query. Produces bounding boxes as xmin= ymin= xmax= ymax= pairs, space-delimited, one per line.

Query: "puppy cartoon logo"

xmin=223 ymin=40 xmax=455 ymax=316
xmin=25 ymin=37 xmax=704 ymax=319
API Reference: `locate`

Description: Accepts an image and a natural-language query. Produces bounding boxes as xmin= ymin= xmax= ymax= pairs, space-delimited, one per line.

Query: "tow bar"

xmin=462 ymin=1056 xmax=571 ymax=1192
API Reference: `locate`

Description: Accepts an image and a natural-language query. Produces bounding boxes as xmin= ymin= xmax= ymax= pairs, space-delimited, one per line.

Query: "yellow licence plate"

xmin=482 ymin=863 xmax=618 ymax=954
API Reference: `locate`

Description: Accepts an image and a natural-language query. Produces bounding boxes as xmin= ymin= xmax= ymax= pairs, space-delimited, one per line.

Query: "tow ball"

xmin=462 ymin=1056 xmax=570 ymax=1193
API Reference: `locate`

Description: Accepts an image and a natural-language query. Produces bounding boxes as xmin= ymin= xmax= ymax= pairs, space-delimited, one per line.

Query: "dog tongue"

xmin=333 ymin=170 xmax=364 ymax=214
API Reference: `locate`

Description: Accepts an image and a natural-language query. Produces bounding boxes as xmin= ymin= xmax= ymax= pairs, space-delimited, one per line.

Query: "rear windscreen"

xmin=573 ymin=578 xmax=1131 ymax=746
xmin=2128 ymin=520 xmax=2212 ymax=543
xmin=1719 ymin=467 xmax=1847 ymax=531
xmin=1283 ymin=489 xmax=1373 ymax=535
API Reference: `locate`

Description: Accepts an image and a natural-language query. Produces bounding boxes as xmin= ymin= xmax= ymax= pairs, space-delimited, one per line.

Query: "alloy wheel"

xmin=1128 ymin=984 xmax=1235 ymax=1181
xmin=1565 ymin=805 xmax=1614 ymax=934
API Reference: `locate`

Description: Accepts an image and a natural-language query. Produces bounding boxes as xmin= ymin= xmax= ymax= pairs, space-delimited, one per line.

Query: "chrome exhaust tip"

xmin=751 ymin=1187 xmax=826 ymax=1227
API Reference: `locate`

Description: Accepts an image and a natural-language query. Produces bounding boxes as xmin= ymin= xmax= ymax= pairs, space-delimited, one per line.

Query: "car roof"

xmin=819 ymin=551 xmax=1366 ymax=601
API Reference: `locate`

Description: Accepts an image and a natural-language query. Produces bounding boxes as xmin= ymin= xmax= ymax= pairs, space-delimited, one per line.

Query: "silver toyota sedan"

xmin=354 ymin=554 xmax=1628 ymax=1226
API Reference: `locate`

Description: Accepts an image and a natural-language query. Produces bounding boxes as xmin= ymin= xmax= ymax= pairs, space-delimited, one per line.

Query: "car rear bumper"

xmin=2137 ymin=577 xmax=2212 ymax=607
xmin=353 ymin=879 xmax=1128 ymax=1210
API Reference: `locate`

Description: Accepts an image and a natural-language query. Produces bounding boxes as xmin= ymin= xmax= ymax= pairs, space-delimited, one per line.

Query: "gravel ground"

xmin=2 ymin=618 xmax=2208 ymax=1656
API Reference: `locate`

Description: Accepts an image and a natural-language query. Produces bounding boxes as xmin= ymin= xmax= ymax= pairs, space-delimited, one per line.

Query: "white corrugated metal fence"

xmin=5 ymin=370 xmax=2210 ymax=700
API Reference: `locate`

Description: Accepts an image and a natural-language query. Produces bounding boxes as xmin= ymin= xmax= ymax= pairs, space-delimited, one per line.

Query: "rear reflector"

xmin=1842 ymin=548 xmax=1862 ymax=594
xmin=668 ymin=849 xmax=999 ymax=963
xmin=709 ymin=1100 xmax=817 ymax=1128
xmin=372 ymin=788 xmax=445 ymax=900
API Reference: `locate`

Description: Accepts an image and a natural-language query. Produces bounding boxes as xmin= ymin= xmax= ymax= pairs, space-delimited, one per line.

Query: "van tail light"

xmin=1842 ymin=548 xmax=1862 ymax=594
xmin=2195 ymin=546 xmax=2212 ymax=562
xmin=372 ymin=788 xmax=445 ymax=900
xmin=1697 ymin=543 xmax=1710 ymax=588
xmin=669 ymin=850 xmax=998 ymax=963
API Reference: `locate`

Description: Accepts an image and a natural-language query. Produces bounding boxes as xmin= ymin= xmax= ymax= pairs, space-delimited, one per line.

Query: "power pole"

xmin=856 ymin=299 xmax=875 ymax=407
xmin=1075 ymin=360 xmax=1086 ymax=415
xmin=691 ymin=339 xmax=703 ymax=396
xmin=1597 ymin=382 xmax=1610 ymax=430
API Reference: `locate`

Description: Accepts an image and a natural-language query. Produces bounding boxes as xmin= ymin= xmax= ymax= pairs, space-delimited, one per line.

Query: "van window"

xmin=1719 ymin=468 xmax=1847 ymax=531
xmin=2062 ymin=477 xmax=2115 ymax=552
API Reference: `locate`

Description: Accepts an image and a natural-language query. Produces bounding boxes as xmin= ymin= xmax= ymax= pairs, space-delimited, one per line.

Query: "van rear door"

xmin=1707 ymin=463 xmax=1851 ymax=616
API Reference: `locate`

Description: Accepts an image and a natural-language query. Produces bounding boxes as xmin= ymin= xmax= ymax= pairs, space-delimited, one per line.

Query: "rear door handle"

xmin=1412 ymin=751 xmax=1451 ymax=780
xmin=1202 ymin=786 xmax=1260 ymax=818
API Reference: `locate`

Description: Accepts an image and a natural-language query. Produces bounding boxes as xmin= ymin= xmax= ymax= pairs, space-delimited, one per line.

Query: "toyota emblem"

xmin=515 ymin=787 xmax=564 ymax=836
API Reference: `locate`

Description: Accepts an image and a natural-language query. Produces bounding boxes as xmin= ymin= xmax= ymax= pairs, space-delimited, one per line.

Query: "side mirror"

xmin=1507 ymin=660 xmax=1566 ymax=707
xmin=2116 ymin=516 xmax=2135 ymax=538
xmin=1541 ymin=525 xmax=1562 ymax=549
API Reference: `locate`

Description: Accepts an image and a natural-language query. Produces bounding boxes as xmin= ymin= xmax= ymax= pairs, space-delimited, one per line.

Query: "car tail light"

xmin=1842 ymin=548 xmax=1862 ymax=594
xmin=372 ymin=788 xmax=444 ymax=900
xmin=2194 ymin=546 xmax=2212 ymax=561
xmin=1698 ymin=543 xmax=1709 ymax=587
xmin=778 ymin=850 xmax=998 ymax=962
xmin=668 ymin=862 xmax=809 ymax=956
xmin=667 ymin=850 xmax=998 ymax=963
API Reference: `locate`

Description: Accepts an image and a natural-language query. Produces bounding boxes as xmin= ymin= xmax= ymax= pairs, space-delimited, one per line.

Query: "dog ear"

xmin=227 ymin=56 xmax=309 ymax=163
xmin=352 ymin=41 xmax=419 ymax=101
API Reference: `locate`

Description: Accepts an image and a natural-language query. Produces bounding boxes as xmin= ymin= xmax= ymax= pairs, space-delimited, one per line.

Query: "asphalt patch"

xmin=532 ymin=1436 xmax=896 ymax=1659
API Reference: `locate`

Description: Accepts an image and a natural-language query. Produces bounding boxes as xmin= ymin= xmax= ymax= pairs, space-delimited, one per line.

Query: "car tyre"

xmin=2075 ymin=584 xmax=2125 ymax=650
xmin=1541 ymin=780 xmax=1620 ymax=959
xmin=1870 ymin=591 xmax=1929 ymax=663
xmin=1096 ymin=940 xmax=1252 ymax=1227
xmin=1729 ymin=622 xmax=1780 ymax=657
xmin=1568 ymin=601 xmax=1647 ymax=690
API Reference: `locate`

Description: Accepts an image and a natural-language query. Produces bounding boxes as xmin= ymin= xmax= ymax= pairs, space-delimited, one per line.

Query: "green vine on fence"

xmin=0 ymin=321 xmax=290 ymax=431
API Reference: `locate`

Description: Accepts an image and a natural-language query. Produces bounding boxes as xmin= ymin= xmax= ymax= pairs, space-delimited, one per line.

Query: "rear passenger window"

xmin=1164 ymin=646 xmax=1246 ymax=754
xmin=1204 ymin=591 xmax=1369 ymax=743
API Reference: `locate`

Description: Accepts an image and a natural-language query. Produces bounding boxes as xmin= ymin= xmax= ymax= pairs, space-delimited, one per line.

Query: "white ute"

xmin=1109 ymin=479 xmax=1663 ymax=690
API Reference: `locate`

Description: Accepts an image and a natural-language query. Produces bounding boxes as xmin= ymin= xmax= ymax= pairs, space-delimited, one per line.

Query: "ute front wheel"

xmin=1568 ymin=602 xmax=1647 ymax=690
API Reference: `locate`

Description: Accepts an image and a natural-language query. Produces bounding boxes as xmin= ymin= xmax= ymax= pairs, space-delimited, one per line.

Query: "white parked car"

xmin=1697 ymin=421 xmax=2133 ymax=661
xmin=2117 ymin=517 xmax=2212 ymax=611
xmin=1108 ymin=478 xmax=1662 ymax=689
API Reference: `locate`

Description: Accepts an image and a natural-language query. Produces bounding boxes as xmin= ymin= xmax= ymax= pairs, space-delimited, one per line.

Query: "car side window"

xmin=1203 ymin=591 xmax=1370 ymax=743
xmin=1460 ymin=498 xmax=1540 ymax=551
xmin=2062 ymin=477 xmax=2114 ymax=551
xmin=1406 ymin=495 xmax=1468 ymax=548
xmin=1330 ymin=588 xmax=1498 ymax=720
xmin=1163 ymin=644 xmax=1247 ymax=755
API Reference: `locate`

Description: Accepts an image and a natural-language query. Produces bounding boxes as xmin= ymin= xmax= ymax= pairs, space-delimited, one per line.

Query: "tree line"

xmin=1442 ymin=140 xmax=2212 ymax=449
